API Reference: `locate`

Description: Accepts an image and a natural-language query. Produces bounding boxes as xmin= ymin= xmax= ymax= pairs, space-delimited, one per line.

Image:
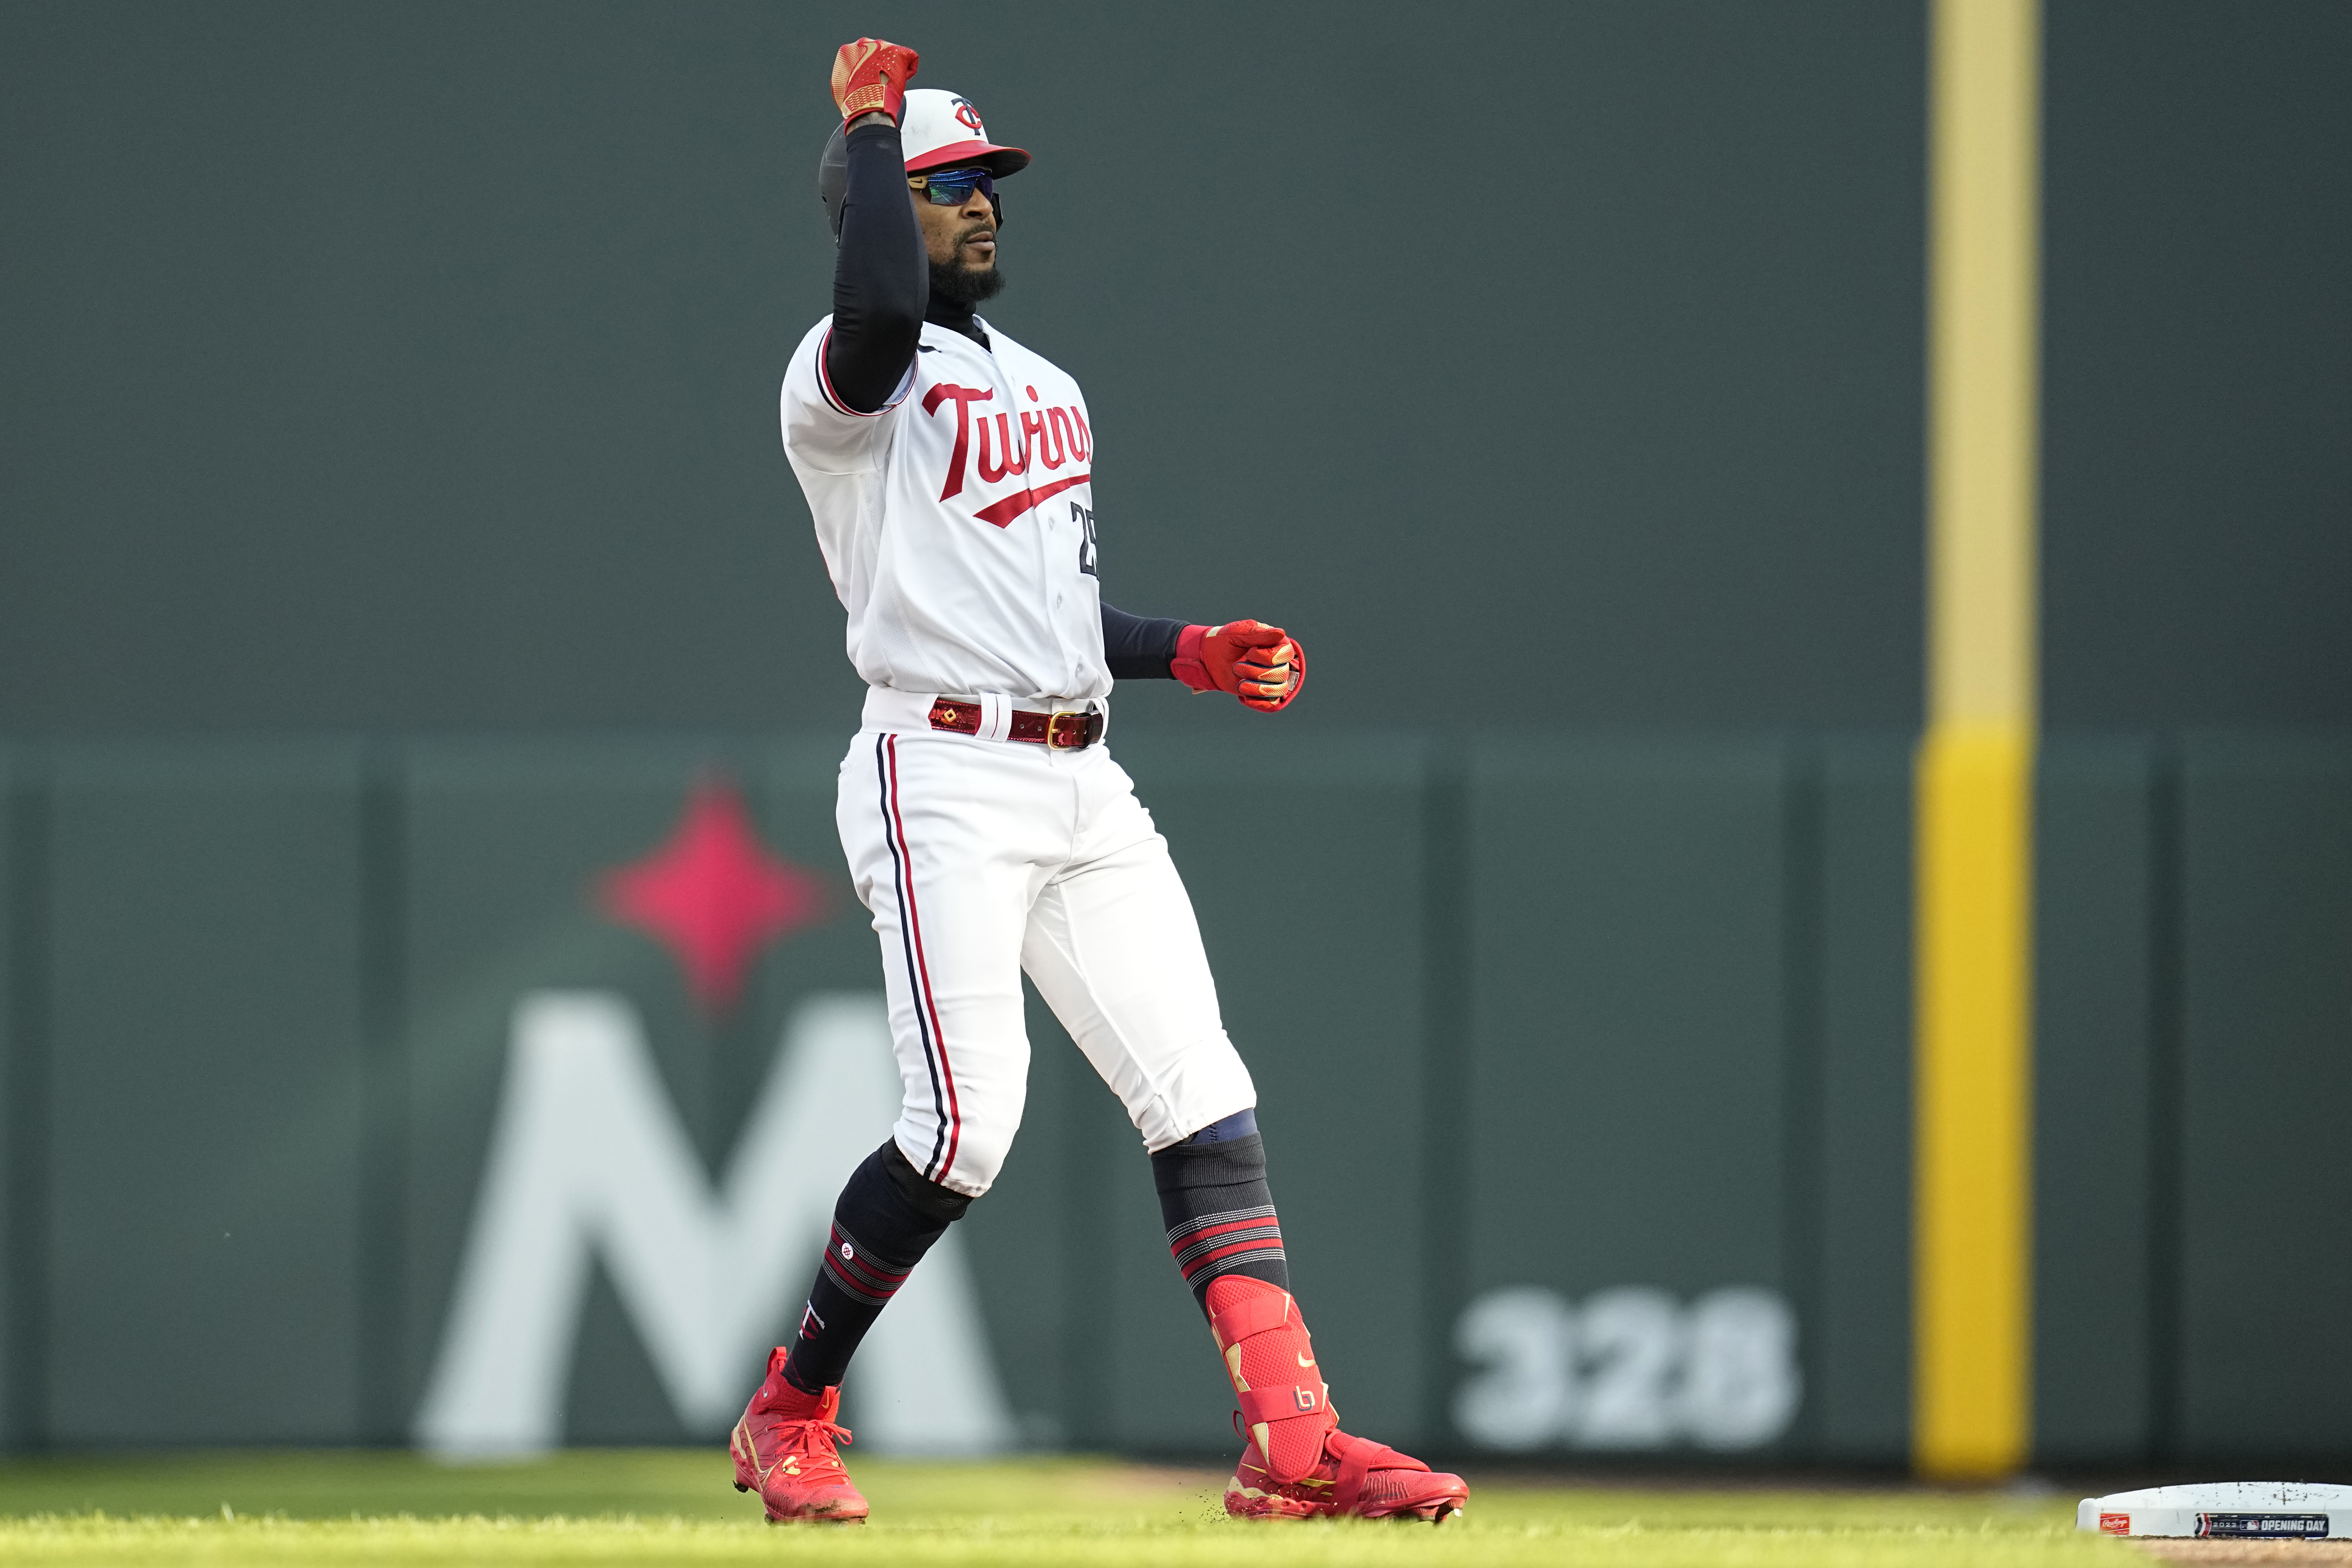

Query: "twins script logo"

xmin=922 ymin=381 xmax=1092 ymax=526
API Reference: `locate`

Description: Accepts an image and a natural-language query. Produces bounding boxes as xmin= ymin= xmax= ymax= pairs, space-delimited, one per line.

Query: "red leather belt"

xmin=928 ymin=699 xmax=1104 ymax=750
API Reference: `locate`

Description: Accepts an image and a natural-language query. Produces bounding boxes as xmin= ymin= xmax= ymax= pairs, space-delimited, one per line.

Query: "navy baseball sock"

xmin=1151 ymin=1109 xmax=1290 ymax=1313
xmin=782 ymin=1140 xmax=972 ymax=1394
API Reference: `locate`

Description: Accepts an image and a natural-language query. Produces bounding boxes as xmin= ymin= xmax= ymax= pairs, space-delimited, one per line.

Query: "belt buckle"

xmin=1045 ymin=710 xmax=1090 ymax=749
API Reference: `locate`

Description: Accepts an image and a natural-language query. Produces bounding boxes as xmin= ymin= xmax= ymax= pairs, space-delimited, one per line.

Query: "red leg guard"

xmin=1203 ymin=1275 xmax=1336 ymax=1485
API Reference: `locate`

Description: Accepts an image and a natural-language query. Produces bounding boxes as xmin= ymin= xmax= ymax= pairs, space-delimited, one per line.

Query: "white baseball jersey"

xmin=781 ymin=316 xmax=1107 ymax=702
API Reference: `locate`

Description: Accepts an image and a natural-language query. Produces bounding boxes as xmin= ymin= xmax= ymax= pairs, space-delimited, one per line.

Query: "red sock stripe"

xmin=1173 ymin=1215 xmax=1281 ymax=1249
xmin=828 ymin=1226 xmax=912 ymax=1287
xmin=1179 ymin=1235 xmax=1286 ymax=1282
xmin=822 ymin=1225 xmax=913 ymax=1301
xmin=1182 ymin=1248 xmax=1286 ymax=1285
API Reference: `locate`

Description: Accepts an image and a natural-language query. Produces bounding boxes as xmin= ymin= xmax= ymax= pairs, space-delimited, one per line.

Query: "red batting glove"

xmin=1235 ymin=634 xmax=1304 ymax=711
xmin=1172 ymin=621 xmax=1307 ymax=712
xmin=830 ymin=38 xmax=919 ymax=126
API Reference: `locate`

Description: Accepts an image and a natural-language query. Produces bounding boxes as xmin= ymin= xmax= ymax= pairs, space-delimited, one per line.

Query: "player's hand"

xmin=1234 ymin=632 xmax=1304 ymax=711
xmin=1173 ymin=621 xmax=1306 ymax=712
xmin=830 ymin=38 xmax=919 ymax=126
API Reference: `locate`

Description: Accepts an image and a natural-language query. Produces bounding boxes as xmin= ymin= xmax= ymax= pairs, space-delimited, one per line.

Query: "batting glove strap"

xmin=1171 ymin=623 xmax=1218 ymax=693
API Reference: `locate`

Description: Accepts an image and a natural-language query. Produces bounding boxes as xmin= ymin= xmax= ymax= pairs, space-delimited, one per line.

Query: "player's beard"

xmin=930 ymin=238 xmax=1004 ymax=309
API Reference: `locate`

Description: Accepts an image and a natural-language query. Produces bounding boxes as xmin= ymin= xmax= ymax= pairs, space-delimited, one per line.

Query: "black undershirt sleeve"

xmin=1101 ymin=602 xmax=1188 ymax=680
xmin=823 ymin=121 xmax=928 ymax=414
xmin=827 ymin=142 xmax=1181 ymax=678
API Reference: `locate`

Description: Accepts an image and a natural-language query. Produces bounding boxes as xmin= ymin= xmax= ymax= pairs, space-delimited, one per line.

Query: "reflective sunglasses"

xmin=908 ymin=167 xmax=995 ymax=206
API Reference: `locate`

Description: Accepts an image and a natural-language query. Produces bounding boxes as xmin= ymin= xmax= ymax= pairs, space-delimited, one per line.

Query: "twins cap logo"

xmin=953 ymin=97 xmax=985 ymax=134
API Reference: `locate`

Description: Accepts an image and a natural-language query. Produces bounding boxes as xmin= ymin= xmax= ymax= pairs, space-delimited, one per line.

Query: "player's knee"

xmin=945 ymin=1119 xmax=1018 ymax=1197
xmin=894 ymin=1121 xmax=1014 ymax=1200
xmin=870 ymin=1139 xmax=976 ymax=1228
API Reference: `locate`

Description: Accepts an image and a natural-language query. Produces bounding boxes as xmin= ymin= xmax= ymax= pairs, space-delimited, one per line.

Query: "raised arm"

xmin=822 ymin=42 xmax=927 ymax=413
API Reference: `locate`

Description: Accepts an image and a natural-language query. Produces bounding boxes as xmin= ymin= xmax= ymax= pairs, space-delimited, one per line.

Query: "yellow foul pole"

xmin=1916 ymin=0 xmax=2039 ymax=1480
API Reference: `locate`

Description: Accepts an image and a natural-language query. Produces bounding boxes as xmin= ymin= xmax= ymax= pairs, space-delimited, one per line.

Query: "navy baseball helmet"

xmin=820 ymin=88 xmax=1031 ymax=238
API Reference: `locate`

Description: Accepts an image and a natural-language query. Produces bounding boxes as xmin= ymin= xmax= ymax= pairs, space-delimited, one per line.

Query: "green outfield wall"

xmin=0 ymin=733 xmax=2344 ymax=1466
xmin=2 ymin=1 xmax=2345 ymax=741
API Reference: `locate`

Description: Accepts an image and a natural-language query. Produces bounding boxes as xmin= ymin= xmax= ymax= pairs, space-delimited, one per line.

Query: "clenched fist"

xmin=831 ymin=38 xmax=918 ymax=126
xmin=1173 ymin=620 xmax=1307 ymax=712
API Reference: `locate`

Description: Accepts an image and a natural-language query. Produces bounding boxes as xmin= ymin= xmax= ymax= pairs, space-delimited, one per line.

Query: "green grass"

xmin=0 ymin=1449 xmax=2129 ymax=1567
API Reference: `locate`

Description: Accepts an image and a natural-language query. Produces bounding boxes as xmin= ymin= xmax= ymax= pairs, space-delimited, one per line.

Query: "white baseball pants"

xmin=835 ymin=718 xmax=1258 ymax=1198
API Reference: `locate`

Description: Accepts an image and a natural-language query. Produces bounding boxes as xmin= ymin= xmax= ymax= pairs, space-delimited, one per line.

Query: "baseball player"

xmin=729 ymin=39 xmax=1467 ymax=1526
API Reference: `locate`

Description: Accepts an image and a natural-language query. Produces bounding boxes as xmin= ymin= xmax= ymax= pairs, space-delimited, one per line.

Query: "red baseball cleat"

xmin=1224 ymin=1426 xmax=1470 ymax=1522
xmin=1204 ymin=1275 xmax=1467 ymax=1523
xmin=729 ymin=1349 xmax=867 ymax=1524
